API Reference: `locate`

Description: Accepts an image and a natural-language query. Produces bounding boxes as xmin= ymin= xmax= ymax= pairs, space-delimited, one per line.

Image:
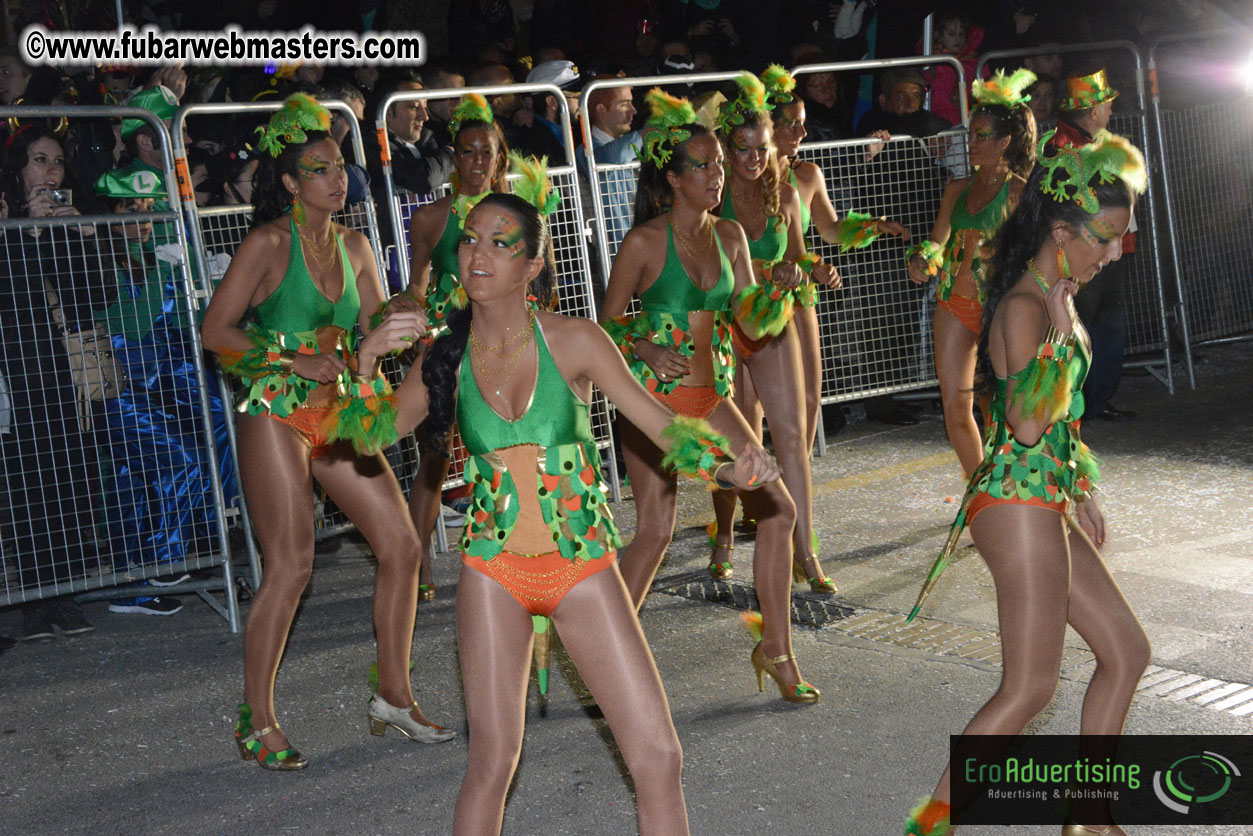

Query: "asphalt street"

xmin=2 ymin=342 xmax=1250 ymax=835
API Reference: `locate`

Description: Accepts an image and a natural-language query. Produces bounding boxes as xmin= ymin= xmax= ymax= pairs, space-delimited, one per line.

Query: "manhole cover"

xmin=653 ymin=572 xmax=857 ymax=629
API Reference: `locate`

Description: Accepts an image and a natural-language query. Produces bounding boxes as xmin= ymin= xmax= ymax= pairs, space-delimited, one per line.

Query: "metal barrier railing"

xmin=976 ymin=40 xmax=1186 ymax=393
xmin=0 ymin=105 xmax=239 ymax=630
xmin=1149 ymin=31 xmax=1253 ymax=366
xmin=579 ymin=58 xmax=969 ymax=457
xmin=376 ymin=85 xmax=620 ymax=550
xmin=171 ymin=100 xmax=400 ymax=584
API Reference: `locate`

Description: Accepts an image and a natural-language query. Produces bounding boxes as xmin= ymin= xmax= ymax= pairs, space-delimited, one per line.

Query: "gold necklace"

xmin=297 ymin=223 xmax=340 ymax=278
xmin=470 ymin=311 xmax=536 ymax=394
xmin=668 ymin=212 xmax=714 ymax=265
xmin=1027 ymin=258 xmax=1051 ymax=293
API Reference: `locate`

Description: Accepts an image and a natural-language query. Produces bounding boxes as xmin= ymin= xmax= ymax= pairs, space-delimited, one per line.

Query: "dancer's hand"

xmin=1043 ymin=277 xmax=1080 ymax=335
xmin=635 ymin=340 xmax=689 ymax=384
xmin=876 ymin=218 xmax=911 ymax=242
xmin=722 ymin=443 xmax=781 ymax=491
xmin=1077 ymin=498 xmax=1106 ymax=549
xmin=906 ymin=254 xmax=931 ymax=285
xmin=358 ymin=310 xmax=427 ymax=370
xmin=291 ymin=353 xmax=346 ymax=383
xmin=769 ymin=261 xmax=803 ymax=289
xmin=812 ymin=261 xmax=841 ymax=289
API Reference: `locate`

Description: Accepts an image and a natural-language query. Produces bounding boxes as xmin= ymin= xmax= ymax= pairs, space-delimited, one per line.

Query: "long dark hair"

xmin=972 ymin=102 xmax=1037 ymax=179
xmin=250 ymin=129 xmax=333 ymax=226
xmin=975 ymin=164 xmax=1136 ymax=398
xmin=1 ymin=126 xmax=73 ymax=217
xmin=632 ymin=122 xmax=714 ymax=225
xmin=418 ymin=192 xmax=557 ymax=454
xmin=450 ymin=119 xmax=511 ymax=194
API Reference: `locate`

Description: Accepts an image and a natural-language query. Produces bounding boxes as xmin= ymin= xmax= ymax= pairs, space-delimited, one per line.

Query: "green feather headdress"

xmin=716 ymin=71 xmax=770 ymax=135
xmin=760 ymin=64 xmax=797 ymax=108
xmin=635 ymin=88 xmax=698 ymax=168
xmin=509 ymin=152 xmax=562 ymax=217
xmin=254 ymin=93 xmax=331 ymax=157
xmin=448 ymin=92 xmax=495 ymax=139
xmin=972 ymin=67 xmax=1037 ymax=109
xmin=1038 ymin=129 xmax=1147 ymax=214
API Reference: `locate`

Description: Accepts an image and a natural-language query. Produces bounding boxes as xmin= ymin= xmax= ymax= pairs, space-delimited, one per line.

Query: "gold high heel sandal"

xmin=367 ymin=695 xmax=456 ymax=743
xmin=234 ymin=703 xmax=308 ymax=771
xmin=750 ymin=643 xmax=820 ymax=704
xmin=418 ymin=584 xmax=436 ymax=602
xmin=1060 ymin=825 xmax=1115 ymax=835
xmin=705 ymin=521 xmax=733 ymax=579
xmin=792 ymin=554 xmax=837 ymax=595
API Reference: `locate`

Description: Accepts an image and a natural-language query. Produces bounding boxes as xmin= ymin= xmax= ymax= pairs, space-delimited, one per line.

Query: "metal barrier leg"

xmin=813 ymin=409 xmax=828 ymax=458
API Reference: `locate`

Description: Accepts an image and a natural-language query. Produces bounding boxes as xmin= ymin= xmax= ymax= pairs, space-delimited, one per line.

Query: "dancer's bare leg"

xmin=711 ymin=365 xmax=761 ymax=562
xmin=934 ymin=306 xmax=982 ymax=477
xmin=616 ymin=417 xmax=679 ymax=608
xmin=407 ymin=432 xmax=454 ymax=589
xmin=792 ymin=305 xmax=823 ymax=452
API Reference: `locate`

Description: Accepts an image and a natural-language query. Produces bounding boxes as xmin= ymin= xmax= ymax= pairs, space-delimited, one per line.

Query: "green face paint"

xmin=296 ymin=150 xmax=344 ymax=179
xmin=492 ymin=213 xmax=527 ymax=258
xmin=1081 ymin=217 xmax=1119 ymax=245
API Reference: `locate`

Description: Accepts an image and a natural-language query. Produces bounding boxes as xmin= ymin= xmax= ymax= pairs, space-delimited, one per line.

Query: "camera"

xmin=48 ymin=189 xmax=72 ymax=205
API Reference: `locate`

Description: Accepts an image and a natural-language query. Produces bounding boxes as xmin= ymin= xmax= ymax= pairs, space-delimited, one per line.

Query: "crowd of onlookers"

xmin=1 ymin=0 xmax=1246 ymax=652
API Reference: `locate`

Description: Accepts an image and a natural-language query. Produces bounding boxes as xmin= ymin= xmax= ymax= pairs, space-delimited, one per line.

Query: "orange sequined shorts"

xmin=967 ymin=492 xmax=1069 ymax=526
xmin=649 ymin=384 xmax=723 ymax=419
xmin=938 ymin=293 xmax=983 ymax=335
xmin=266 ymin=405 xmax=338 ymax=459
xmin=463 ymin=549 xmax=618 ymax=616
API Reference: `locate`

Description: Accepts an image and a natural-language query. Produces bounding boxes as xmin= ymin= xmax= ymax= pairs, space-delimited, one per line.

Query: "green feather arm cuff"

xmin=1008 ymin=340 xmax=1081 ymax=424
xmin=659 ymin=416 xmax=735 ymax=488
xmin=834 ymin=212 xmax=882 ymax=252
xmin=906 ymin=239 xmax=944 ymax=276
xmin=733 ymin=283 xmax=796 ymax=340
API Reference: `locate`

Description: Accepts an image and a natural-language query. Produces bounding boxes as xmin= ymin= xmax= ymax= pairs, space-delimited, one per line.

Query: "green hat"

xmin=120 ymin=86 xmax=179 ymax=138
xmin=94 ymin=167 xmax=167 ymax=199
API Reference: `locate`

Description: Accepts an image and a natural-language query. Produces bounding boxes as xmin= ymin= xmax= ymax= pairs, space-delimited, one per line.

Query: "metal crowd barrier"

xmin=171 ymin=100 xmax=402 ymax=585
xmin=580 ymin=57 xmax=968 ymax=457
xmin=1149 ymin=31 xmax=1253 ymax=363
xmin=0 ymin=105 xmax=239 ymax=630
xmin=377 ymin=84 xmax=619 ymax=551
xmin=976 ymin=40 xmax=1186 ymax=393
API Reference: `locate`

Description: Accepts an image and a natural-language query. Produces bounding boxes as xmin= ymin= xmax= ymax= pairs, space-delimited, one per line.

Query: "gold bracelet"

xmin=1043 ymin=326 xmax=1075 ymax=347
xmin=277 ymin=350 xmax=297 ymax=373
xmin=713 ymin=461 xmax=735 ymax=490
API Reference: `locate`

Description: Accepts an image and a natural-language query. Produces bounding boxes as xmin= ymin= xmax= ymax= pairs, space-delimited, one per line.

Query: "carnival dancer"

xmin=402 ymin=93 xmax=511 ymax=602
xmin=602 ymin=89 xmax=820 ymax=704
xmin=201 ymin=94 xmax=453 ymax=771
xmin=907 ymin=69 xmax=1038 ymax=477
xmin=902 ymin=132 xmax=1151 ymax=836
xmin=385 ymin=157 xmax=777 ymax=835
xmin=706 ymin=70 xmax=833 ymax=593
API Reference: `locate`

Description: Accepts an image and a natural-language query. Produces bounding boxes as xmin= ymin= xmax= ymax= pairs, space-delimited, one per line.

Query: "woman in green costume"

xmin=906 ymin=70 xmax=1039 ymax=477
xmin=202 ymin=95 xmax=452 ymax=770
xmin=401 ymin=93 xmax=511 ymax=601
xmin=393 ymin=167 xmax=776 ymax=834
xmin=902 ymin=132 xmax=1151 ymax=836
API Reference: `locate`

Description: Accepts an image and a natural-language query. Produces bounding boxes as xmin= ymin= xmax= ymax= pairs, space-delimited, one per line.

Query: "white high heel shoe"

xmin=366 ymin=695 xmax=456 ymax=744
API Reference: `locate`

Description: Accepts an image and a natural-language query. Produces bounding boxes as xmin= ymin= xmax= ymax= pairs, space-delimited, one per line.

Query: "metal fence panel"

xmin=1 ymin=105 xmax=237 ymax=628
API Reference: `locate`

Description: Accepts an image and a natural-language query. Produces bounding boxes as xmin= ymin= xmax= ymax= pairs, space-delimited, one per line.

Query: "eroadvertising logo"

xmin=1152 ymin=751 xmax=1241 ymax=815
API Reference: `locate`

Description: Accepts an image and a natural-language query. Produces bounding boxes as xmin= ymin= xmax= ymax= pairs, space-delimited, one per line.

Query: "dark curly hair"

xmin=418 ymin=193 xmax=557 ymax=454
xmin=971 ymin=101 xmax=1038 ymax=179
xmin=250 ymin=129 xmax=334 ymax=226
xmin=632 ymin=122 xmax=716 ymax=225
xmin=975 ymin=163 xmax=1136 ymax=399
xmin=0 ymin=126 xmax=74 ymax=217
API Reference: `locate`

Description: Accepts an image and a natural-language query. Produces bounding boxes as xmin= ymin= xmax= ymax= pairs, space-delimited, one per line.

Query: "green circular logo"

xmin=1153 ymin=752 xmax=1240 ymax=814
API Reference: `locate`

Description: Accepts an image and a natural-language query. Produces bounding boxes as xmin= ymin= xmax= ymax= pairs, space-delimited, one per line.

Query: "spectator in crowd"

xmin=857 ymin=67 xmax=952 ymax=137
xmin=576 ymin=77 xmax=641 ymax=287
xmin=467 ymin=63 xmax=525 ymax=149
xmin=517 ymin=60 xmax=583 ymax=165
xmin=0 ymin=46 xmax=33 ymax=106
xmin=662 ymin=0 xmax=746 ymax=69
xmin=1025 ymin=73 xmax=1059 ymax=131
xmin=921 ymin=9 xmax=983 ymax=127
xmin=364 ymin=71 xmax=455 ymax=254
xmin=793 ymin=52 xmax=853 ymax=141
xmin=118 ymin=85 xmax=184 ymax=242
xmin=448 ymin=0 xmax=519 ymax=60
xmin=0 ymin=126 xmax=117 ymax=639
xmin=1022 ymin=40 xmax=1064 ymax=85
xmin=1048 ymin=67 xmax=1137 ymax=421
xmin=319 ymin=82 xmax=371 ymax=205
xmin=420 ymin=61 xmax=466 ymax=147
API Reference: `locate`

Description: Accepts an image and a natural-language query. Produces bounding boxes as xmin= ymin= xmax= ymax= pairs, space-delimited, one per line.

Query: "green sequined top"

xmin=936 ymin=178 xmax=1012 ymax=304
xmin=457 ymin=318 xmax=621 ymax=562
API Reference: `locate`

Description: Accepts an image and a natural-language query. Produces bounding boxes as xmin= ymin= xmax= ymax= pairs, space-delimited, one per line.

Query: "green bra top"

xmin=456 ymin=318 xmax=620 ymax=562
xmin=638 ymin=223 xmax=735 ymax=315
xmin=430 ymin=206 xmax=462 ymax=279
xmin=721 ymin=189 xmax=788 ymax=264
xmin=950 ymin=177 xmax=1012 ymax=238
xmin=789 ymin=168 xmax=812 ymax=238
xmin=253 ymin=218 xmax=359 ymax=335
